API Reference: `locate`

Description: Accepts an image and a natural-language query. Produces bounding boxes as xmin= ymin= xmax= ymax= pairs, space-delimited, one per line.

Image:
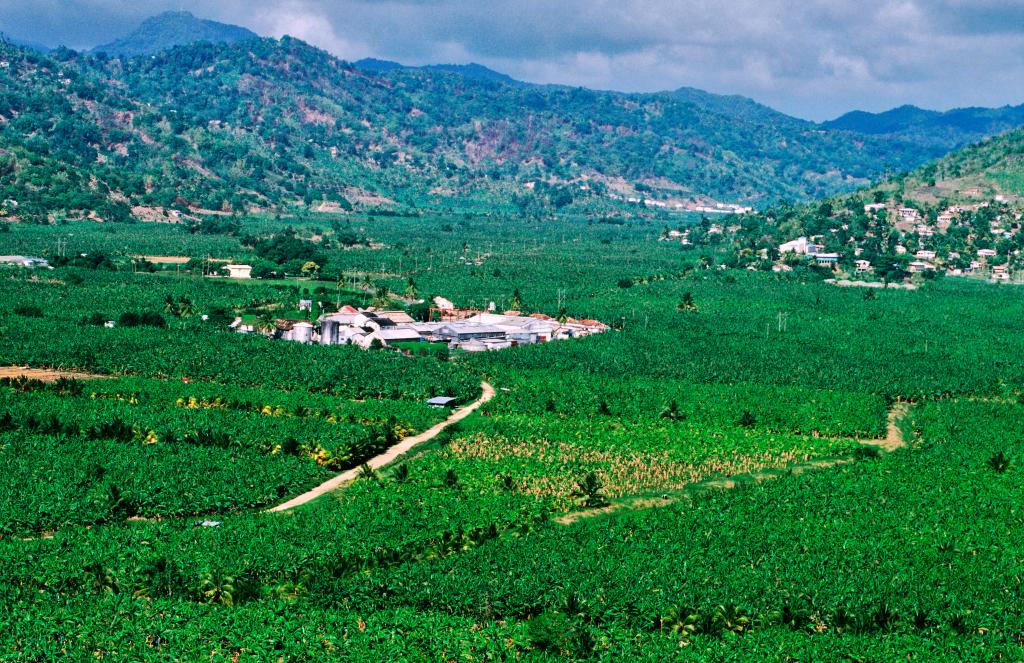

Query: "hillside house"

xmin=908 ymin=261 xmax=937 ymax=273
xmin=915 ymin=250 xmax=937 ymax=260
xmin=814 ymin=253 xmax=840 ymax=266
xmin=855 ymin=260 xmax=873 ymax=273
xmin=898 ymin=208 xmax=921 ymax=222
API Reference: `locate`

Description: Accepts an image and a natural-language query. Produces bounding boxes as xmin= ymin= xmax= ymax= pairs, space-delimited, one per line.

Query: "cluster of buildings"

xmin=234 ymin=297 xmax=610 ymax=352
xmin=0 ymin=255 xmax=51 ymax=269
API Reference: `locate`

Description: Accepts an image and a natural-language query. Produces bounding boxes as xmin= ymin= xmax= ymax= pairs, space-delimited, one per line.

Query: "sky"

xmin=1 ymin=0 xmax=1023 ymax=120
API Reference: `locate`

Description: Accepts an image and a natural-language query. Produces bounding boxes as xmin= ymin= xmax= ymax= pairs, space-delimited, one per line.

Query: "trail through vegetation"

xmin=268 ymin=382 xmax=495 ymax=512
xmin=0 ymin=366 xmax=111 ymax=381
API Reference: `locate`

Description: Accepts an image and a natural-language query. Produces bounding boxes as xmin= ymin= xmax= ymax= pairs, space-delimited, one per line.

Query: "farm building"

xmin=224 ymin=264 xmax=252 ymax=279
xmin=0 ymin=255 xmax=51 ymax=269
xmin=235 ymin=300 xmax=610 ymax=352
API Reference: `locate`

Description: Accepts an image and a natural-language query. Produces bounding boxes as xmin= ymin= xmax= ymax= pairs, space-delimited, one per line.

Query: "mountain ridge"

xmin=0 ymin=32 xmax=1020 ymax=225
xmin=91 ymin=10 xmax=259 ymax=58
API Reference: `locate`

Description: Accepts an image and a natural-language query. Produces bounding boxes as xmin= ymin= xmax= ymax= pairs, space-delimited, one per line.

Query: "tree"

xmin=198 ymin=569 xmax=235 ymax=606
xmin=256 ymin=312 xmax=277 ymax=336
xmin=677 ymin=292 xmax=697 ymax=312
xmin=987 ymin=451 xmax=1010 ymax=474
xmin=405 ymin=277 xmax=417 ymax=299
xmin=509 ymin=288 xmax=523 ymax=311
xmin=300 ymin=260 xmax=320 ymax=277
xmin=572 ymin=471 xmax=608 ymax=508
xmin=392 ymin=464 xmax=410 ymax=484
xmin=660 ymin=400 xmax=684 ymax=421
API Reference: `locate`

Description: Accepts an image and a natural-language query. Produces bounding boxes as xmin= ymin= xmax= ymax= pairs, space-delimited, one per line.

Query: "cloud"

xmin=1 ymin=0 xmax=1023 ymax=119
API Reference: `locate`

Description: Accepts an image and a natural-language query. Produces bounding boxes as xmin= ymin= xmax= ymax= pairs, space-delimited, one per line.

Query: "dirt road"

xmin=268 ymin=381 xmax=495 ymax=513
xmin=0 ymin=366 xmax=110 ymax=382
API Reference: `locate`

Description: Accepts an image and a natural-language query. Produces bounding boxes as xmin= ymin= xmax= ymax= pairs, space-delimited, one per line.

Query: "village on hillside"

xmin=662 ymin=196 xmax=1024 ymax=283
xmin=231 ymin=296 xmax=610 ymax=352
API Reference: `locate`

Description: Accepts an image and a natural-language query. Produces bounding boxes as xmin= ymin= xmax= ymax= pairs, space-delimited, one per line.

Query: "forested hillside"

xmin=826 ymin=103 xmax=1024 ymax=152
xmin=0 ymin=35 xmax=978 ymax=224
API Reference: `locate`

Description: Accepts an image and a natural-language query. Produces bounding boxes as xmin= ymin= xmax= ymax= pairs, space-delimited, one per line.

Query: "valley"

xmin=3 ymin=7 xmax=1024 ymax=661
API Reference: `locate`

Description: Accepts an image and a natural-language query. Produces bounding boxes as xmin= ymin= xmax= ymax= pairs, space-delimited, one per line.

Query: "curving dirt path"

xmin=268 ymin=382 xmax=495 ymax=513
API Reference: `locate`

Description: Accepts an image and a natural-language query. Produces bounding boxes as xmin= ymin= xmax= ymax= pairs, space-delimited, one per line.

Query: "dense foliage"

xmin=0 ymin=33 xmax=970 ymax=226
xmin=2 ymin=195 xmax=1024 ymax=659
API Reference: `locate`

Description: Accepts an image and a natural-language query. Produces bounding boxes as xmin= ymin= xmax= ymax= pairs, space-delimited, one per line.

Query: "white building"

xmin=224 ymin=264 xmax=252 ymax=279
xmin=779 ymin=237 xmax=818 ymax=256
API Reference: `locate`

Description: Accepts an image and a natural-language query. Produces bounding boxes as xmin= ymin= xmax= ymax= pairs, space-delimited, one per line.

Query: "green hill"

xmin=91 ymin=11 xmax=258 ymax=58
xmin=887 ymin=127 xmax=1024 ymax=205
xmin=0 ymin=34 xmax=1012 ymax=223
xmin=826 ymin=103 xmax=1024 ymax=153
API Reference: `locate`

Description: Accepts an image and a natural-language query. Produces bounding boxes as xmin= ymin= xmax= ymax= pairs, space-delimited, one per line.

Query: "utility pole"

xmin=777 ymin=311 xmax=789 ymax=333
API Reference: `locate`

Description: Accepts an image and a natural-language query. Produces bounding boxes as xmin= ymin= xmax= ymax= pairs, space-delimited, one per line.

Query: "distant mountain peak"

xmin=354 ymin=58 xmax=522 ymax=85
xmin=92 ymin=10 xmax=259 ymax=58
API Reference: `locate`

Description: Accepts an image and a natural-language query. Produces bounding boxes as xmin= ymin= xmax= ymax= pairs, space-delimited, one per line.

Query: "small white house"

xmin=225 ymin=264 xmax=252 ymax=279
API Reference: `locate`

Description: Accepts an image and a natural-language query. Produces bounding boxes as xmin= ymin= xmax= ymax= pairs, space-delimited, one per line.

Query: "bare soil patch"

xmin=0 ymin=366 xmax=110 ymax=382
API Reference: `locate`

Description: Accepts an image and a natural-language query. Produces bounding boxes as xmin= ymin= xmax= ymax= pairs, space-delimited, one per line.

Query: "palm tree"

xmin=392 ymin=464 xmax=410 ymax=484
xmin=572 ymin=472 xmax=608 ymax=508
xmin=660 ymin=400 xmax=683 ymax=421
xmin=357 ymin=463 xmax=379 ymax=481
xmin=660 ymin=605 xmax=702 ymax=640
xmin=987 ymin=451 xmax=1010 ymax=473
xmin=256 ymin=312 xmax=276 ymax=336
xmin=371 ymin=285 xmax=390 ymax=309
xmin=676 ymin=292 xmax=697 ymax=312
xmin=176 ymin=296 xmax=198 ymax=319
xmin=198 ymin=569 xmax=235 ymax=606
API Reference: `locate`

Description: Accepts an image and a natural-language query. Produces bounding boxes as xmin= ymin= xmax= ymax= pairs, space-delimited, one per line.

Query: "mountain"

xmin=826 ymin=105 xmax=943 ymax=134
xmin=825 ymin=103 xmax=1024 ymax=152
xmin=0 ymin=35 xmax=1009 ymax=224
xmin=91 ymin=11 xmax=258 ymax=58
xmin=422 ymin=63 xmax=520 ymax=85
xmin=354 ymin=58 xmax=521 ymax=85
xmin=671 ymin=87 xmax=800 ymax=126
xmin=0 ymin=35 xmax=51 ymax=53
xmin=352 ymin=58 xmax=406 ymax=73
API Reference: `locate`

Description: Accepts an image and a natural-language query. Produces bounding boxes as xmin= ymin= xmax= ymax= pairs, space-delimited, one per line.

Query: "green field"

xmin=2 ymin=212 xmax=1024 ymax=660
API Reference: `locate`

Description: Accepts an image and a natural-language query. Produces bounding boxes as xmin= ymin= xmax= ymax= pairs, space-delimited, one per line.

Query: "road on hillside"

xmin=268 ymin=381 xmax=496 ymax=513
